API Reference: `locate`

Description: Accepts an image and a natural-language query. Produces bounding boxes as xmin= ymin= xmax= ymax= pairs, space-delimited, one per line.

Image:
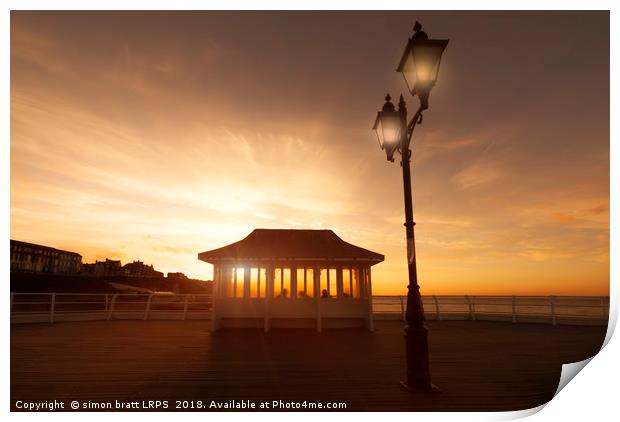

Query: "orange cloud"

xmin=9 ymin=11 xmax=610 ymax=296
xmin=550 ymin=212 xmax=577 ymax=223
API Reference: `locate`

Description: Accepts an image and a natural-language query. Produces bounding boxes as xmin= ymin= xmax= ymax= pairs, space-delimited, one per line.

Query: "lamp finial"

xmin=382 ymin=94 xmax=396 ymax=112
xmin=413 ymin=21 xmax=428 ymax=40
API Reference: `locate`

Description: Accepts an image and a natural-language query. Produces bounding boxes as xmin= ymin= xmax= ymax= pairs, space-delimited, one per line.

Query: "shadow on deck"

xmin=11 ymin=320 xmax=606 ymax=411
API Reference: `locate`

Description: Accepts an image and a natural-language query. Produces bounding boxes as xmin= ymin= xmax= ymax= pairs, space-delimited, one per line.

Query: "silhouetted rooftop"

xmin=10 ymin=239 xmax=81 ymax=257
xmin=198 ymin=229 xmax=384 ymax=263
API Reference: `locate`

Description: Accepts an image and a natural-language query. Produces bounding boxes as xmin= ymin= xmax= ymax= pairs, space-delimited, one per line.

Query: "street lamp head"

xmin=372 ymin=94 xmax=402 ymax=162
xmin=397 ymin=22 xmax=449 ymax=109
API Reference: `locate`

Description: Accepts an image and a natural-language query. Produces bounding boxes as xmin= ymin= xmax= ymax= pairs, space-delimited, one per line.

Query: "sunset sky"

xmin=10 ymin=11 xmax=609 ymax=295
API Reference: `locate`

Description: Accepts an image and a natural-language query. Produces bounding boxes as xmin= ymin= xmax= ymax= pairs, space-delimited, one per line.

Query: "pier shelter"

xmin=198 ymin=229 xmax=384 ymax=332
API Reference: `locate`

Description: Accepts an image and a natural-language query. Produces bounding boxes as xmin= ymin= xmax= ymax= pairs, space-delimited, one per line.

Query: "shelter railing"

xmin=10 ymin=293 xmax=609 ymax=326
xmin=10 ymin=292 xmax=212 ymax=324
xmin=373 ymin=295 xmax=609 ymax=325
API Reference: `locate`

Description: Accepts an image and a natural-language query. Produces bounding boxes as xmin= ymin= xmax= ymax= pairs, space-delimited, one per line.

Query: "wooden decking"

xmin=11 ymin=320 xmax=606 ymax=411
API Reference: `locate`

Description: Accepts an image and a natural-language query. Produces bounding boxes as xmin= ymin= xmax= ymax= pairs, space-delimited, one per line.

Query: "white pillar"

xmin=257 ymin=267 xmax=262 ymax=299
xmin=336 ymin=266 xmax=343 ymax=299
xmin=210 ymin=265 xmax=220 ymax=332
xmin=291 ymin=265 xmax=297 ymax=299
xmin=233 ymin=266 xmax=238 ymax=298
xmin=315 ymin=264 xmax=321 ymax=332
xmin=264 ymin=264 xmax=273 ymax=332
xmin=366 ymin=267 xmax=374 ymax=331
xmin=326 ymin=266 xmax=331 ymax=297
xmin=243 ymin=266 xmax=251 ymax=299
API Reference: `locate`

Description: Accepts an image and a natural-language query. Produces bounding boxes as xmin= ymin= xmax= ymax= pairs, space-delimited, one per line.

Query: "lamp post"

xmin=372 ymin=21 xmax=448 ymax=392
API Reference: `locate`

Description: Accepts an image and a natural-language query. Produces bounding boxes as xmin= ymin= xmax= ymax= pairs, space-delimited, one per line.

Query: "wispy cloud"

xmin=453 ymin=160 xmax=504 ymax=189
xmin=10 ymin=11 xmax=609 ymax=295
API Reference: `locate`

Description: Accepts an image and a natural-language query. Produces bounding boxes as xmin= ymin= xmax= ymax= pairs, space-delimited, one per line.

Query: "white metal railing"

xmin=10 ymin=293 xmax=609 ymax=326
xmin=10 ymin=293 xmax=212 ymax=324
xmin=373 ymin=295 xmax=610 ymax=325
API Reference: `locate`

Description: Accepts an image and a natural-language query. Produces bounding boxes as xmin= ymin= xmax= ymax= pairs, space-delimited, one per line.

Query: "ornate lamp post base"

xmin=400 ymin=381 xmax=442 ymax=394
xmin=400 ymin=323 xmax=442 ymax=393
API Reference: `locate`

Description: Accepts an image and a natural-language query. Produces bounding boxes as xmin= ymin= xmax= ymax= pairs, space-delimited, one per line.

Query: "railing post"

xmin=512 ymin=295 xmax=517 ymax=323
xmin=107 ymin=295 xmax=117 ymax=321
xmin=433 ymin=295 xmax=441 ymax=321
xmin=471 ymin=295 xmax=476 ymax=321
xmin=550 ymin=295 xmax=556 ymax=326
xmin=183 ymin=295 xmax=190 ymax=320
xmin=465 ymin=295 xmax=473 ymax=320
xmin=399 ymin=296 xmax=405 ymax=321
xmin=49 ymin=293 xmax=56 ymax=324
xmin=144 ymin=294 xmax=153 ymax=320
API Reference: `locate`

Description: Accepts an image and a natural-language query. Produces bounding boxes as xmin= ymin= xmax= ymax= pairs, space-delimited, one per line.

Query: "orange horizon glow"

xmin=10 ymin=11 xmax=610 ymax=296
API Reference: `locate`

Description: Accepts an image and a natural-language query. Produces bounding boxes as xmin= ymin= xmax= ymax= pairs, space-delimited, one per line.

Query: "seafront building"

xmin=167 ymin=272 xmax=188 ymax=280
xmin=81 ymin=259 xmax=164 ymax=277
xmin=199 ymin=229 xmax=384 ymax=332
xmin=122 ymin=260 xmax=164 ymax=277
xmin=11 ymin=240 xmax=166 ymax=280
xmin=10 ymin=240 xmax=82 ymax=274
xmin=81 ymin=258 xmax=122 ymax=277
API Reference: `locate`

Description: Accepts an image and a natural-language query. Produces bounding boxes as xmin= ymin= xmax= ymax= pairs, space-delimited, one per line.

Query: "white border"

xmin=3 ymin=2 xmax=617 ymax=421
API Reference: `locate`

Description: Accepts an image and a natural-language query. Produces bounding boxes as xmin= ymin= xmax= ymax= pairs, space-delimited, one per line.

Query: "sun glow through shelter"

xmin=198 ymin=229 xmax=384 ymax=332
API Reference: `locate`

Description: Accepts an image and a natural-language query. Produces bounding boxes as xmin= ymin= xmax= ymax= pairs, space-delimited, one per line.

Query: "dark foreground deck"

xmin=11 ymin=320 xmax=605 ymax=412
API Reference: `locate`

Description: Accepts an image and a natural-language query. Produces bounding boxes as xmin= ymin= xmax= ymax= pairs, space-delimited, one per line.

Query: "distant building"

xmin=81 ymin=258 xmax=163 ymax=278
xmin=10 ymin=240 xmax=82 ymax=274
xmin=168 ymin=272 xmax=189 ymax=294
xmin=100 ymin=259 xmax=122 ymax=276
xmin=122 ymin=260 xmax=164 ymax=278
xmin=82 ymin=259 xmax=123 ymax=277
xmin=167 ymin=272 xmax=188 ymax=280
xmin=81 ymin=263 xmax=95 ymax=275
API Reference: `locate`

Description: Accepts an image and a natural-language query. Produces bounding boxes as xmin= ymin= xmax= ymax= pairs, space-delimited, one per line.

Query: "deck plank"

xmin=11 ymin=320 xmax=605 ymax=411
